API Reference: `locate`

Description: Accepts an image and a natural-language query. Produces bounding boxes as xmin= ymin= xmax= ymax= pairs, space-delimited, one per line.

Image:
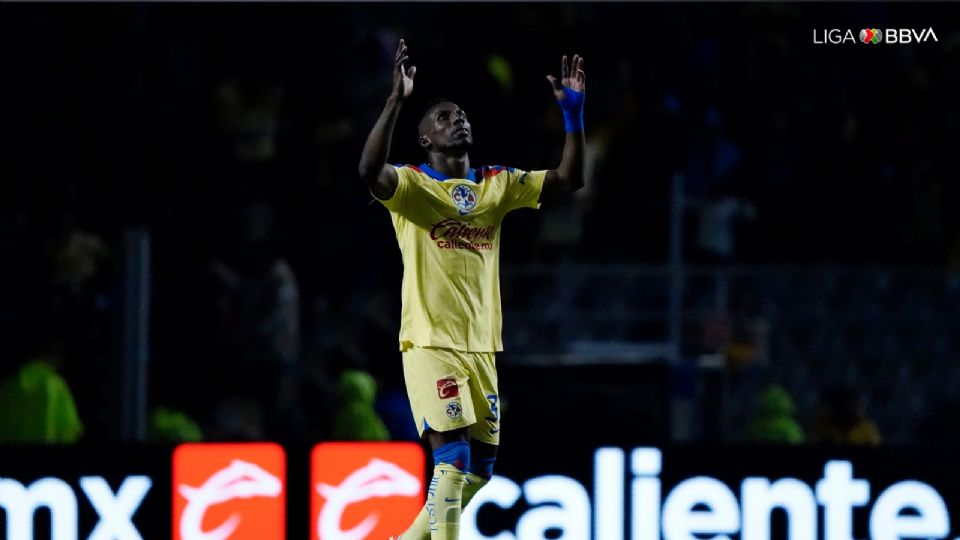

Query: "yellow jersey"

xmin=377 ymin=163 xmax=546 ymax=352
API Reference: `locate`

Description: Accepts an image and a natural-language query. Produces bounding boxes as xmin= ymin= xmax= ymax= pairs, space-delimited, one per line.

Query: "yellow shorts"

xmin=401 ymin=346 xmax=501 ymax=445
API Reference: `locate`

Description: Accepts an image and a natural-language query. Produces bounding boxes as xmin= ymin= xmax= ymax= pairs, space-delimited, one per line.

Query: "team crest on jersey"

xmin=445 ymin=402 xmax=463 ymax=419
xmin=451 ymin=184 xmax=477 ymax=215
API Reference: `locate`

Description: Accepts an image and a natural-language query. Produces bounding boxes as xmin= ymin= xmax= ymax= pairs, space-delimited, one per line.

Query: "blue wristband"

xmin=557 ymin=87 xmax=585 ymax=132
xmin=562 ymin=110 xmax=584 ymax=132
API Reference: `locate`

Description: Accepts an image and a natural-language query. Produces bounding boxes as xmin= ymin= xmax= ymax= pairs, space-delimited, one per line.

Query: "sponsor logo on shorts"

xmin=446 ymin=402 xmax=463 ymax=419
xmin=437 ymin=378 xmax=459 ymax=399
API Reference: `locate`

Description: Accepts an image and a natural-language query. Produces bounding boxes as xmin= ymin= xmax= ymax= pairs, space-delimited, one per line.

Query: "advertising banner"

xmin=0 ymin=446 xmax=168 ymax=540
xmin=2 ymin=443 xmax=958 ymax=540
xmin=311 ymin=442 xmax=424 ymax=540
xmin=472 ymin=445 xmax=960 ymax=540
xmin=172 ymin=443 xmax=286 ymax=540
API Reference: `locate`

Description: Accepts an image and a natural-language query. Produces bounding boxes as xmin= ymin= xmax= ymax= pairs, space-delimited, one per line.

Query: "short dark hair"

xmin=419 ymin=98 xmax=456 ymax=122
xmin=417 ymin=98 xmax=460 ymax=135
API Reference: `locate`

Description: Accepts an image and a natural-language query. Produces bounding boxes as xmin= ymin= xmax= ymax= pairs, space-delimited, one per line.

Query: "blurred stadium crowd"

xmin=2 ymin=3 xmax=960 ymax=445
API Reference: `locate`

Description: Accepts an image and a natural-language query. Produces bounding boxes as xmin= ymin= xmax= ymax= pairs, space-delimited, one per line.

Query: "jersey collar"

xmin=420 ymin=163 xmax=478 ymax=183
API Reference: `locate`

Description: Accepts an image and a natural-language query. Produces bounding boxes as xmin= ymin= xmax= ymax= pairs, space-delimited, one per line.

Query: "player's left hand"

xmin=546 ymin=54 xmax=585 ymax=100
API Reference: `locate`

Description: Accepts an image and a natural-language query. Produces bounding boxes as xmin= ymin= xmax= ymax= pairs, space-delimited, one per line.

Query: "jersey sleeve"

xmin=504 ymin=168 xmax=547 ymax=211
xmin=375 ymin=165 xmax=416 ymax=212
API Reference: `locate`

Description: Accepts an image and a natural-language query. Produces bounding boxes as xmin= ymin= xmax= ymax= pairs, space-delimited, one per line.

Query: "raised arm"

xmin=542 ymin=54 xmax=586 ymax=200
xmin=359 ymin=39 xmax=416 ymax=200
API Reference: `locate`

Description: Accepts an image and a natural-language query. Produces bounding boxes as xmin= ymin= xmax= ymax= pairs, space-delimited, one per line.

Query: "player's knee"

xmin=433 ymin=440 xmax=470 ymax=472
xmin=469 ymin=456 xmax=496 ymax=480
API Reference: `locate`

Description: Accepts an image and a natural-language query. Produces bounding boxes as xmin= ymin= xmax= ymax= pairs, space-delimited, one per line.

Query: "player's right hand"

xmin=391 ymin=39 xmax=416 ymax=101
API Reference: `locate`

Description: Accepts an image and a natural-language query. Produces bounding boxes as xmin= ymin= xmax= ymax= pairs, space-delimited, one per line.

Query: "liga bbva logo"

xmin=813 ymin=27 xmax=938 ymax=44
xmin=172 ymin=443 xmax=286 ymax=540
xmin=311 ymin=442 xmax=424 ymax=540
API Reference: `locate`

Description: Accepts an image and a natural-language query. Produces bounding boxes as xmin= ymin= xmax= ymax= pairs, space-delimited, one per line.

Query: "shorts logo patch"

xmin=437 ymin=378 xmax=459 ymax=399
xmin=446 ymin=402 xmax=463 ymax=419
xmin=451 ymin=184 xmax=477 ymax=215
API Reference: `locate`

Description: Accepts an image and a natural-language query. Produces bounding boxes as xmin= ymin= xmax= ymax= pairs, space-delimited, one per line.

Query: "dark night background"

xmin=2 ymin=3 xmax=960 ymax=450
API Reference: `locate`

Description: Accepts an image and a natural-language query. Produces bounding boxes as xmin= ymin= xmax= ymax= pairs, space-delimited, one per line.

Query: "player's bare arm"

xmin=542 ymin=54 xmax=586 ymax=200
xmin=359 ymin=39 xmax=417 ymax=200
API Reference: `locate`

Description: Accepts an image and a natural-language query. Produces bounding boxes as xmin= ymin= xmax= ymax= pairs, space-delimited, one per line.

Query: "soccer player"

xmin=359 ymin=39 xmax=585 ymax=540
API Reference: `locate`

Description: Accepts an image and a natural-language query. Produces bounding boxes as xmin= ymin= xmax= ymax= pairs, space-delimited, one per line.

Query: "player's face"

xmin=422 ymin=102 xmax=473 ymax=152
